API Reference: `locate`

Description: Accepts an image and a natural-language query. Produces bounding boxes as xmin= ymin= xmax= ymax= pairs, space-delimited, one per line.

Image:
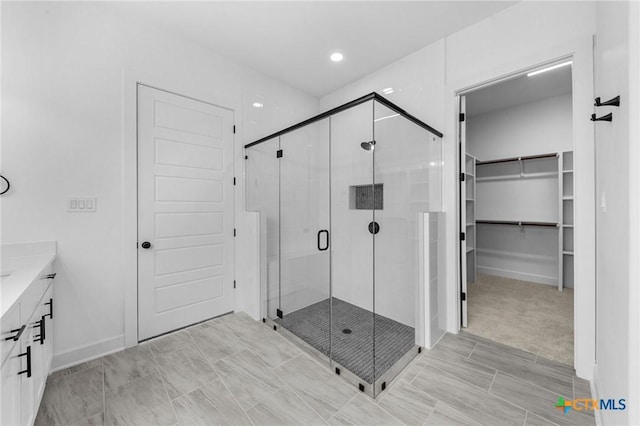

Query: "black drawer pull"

xmin=45 ymin=273 xmax=56 ymax=280
xmin=44 ymin=298 xmax=53 ymax=319
xmin=33 ymin=317 xmax=45 ymax=345
xmin=5 ymin=325 xmax=26 ymax=342
xmin=18 ymin=346 xmax=31 ymax=378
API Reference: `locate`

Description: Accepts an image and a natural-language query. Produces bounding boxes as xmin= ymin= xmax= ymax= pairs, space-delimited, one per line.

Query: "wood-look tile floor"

xmin=35 ymin=312 xmax=595 ymax=426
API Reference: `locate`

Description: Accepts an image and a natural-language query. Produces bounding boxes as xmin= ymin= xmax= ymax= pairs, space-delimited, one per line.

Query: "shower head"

xmin=360 ymin=140 xmax=376 ymax=151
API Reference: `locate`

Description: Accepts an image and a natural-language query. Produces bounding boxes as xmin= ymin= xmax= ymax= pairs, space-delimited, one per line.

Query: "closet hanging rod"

xmin=476 ymin=220 xmax=559 ymax=227
xmin=476 ymin=152 xmax=558 ymax=166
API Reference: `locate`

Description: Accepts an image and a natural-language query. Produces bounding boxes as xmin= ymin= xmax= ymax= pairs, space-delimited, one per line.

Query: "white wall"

xmin=320 ymin=0 xmax=596 ymax=378
xmin=1 ymin=2 xmax=318 ymax=368
xmin=593 ymin=1 xmax=634 ymax=424
xmin=466 ymin=94 xmax=573 ymax=159
xmin=628 ymin=3 xmax=640 ymax=425
xmin=467 ymin=94 xmax=572 ymax=286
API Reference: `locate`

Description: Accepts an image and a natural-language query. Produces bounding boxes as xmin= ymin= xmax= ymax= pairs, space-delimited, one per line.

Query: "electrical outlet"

xmin=68 ymin=197 xmax=97 ymax=212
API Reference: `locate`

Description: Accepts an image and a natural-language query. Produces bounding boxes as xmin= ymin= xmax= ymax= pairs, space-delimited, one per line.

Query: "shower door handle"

xmin=317 ymin=230 xmax=329 ymax=251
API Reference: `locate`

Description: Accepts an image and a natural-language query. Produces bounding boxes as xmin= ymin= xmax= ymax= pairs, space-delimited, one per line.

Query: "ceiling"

xmin=108 ymin=1 xmax=518 ymax=98
xmin=466 ymin=64 xmax=573 ymax=117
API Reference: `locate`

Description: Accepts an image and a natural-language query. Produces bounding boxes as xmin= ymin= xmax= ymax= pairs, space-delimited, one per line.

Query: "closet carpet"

xmin=467 ymin=274 xmax=574 ymax=365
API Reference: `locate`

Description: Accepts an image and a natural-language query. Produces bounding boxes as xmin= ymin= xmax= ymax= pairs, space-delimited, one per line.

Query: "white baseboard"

xmin=476 ymin=265 xmax=558 ymax=286
xmin=51 ymin=334 xmax=124 ymax=372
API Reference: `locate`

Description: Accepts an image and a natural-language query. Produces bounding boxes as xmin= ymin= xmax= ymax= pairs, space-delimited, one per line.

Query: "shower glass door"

xmin=277 ymin=119 xmax=331 ymax=360
xmin=330 ymin=101 xmax=376 ymax=394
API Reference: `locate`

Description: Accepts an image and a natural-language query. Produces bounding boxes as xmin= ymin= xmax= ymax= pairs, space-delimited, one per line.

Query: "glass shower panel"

xmin=245 ymin=137 xmax=280 ymax=321
xmin=372 ymin=102 xmax=442 ymax=395
xmin=276 ymin=119 xmax=331 ymax=359
xmin=330 ymin=101 xmax=375 ymax=394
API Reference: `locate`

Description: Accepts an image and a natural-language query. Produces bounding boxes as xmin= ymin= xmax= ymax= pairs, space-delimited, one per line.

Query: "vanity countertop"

xmin=1 ymin=241 xmax=56 ymax=318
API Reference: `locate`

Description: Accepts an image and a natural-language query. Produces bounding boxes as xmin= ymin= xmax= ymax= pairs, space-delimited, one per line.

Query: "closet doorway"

xmin=459 ymin=61 xmax=575 ymax=366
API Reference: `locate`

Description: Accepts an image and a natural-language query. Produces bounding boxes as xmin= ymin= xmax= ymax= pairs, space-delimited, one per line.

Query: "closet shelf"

xmin=563 ymin=170 xmax=574 ymax=173
xmin=563 ymin=196 xmax=574 ymax=200
xmin=476 ymin=220 xmax=559 ymax=227
xmin=563 ymin=251 xmax=574 ymax=255
xmin=476 ymin=152 xmax=558 ymax=166
xmin=476 ymin=171 xmax=557 ymax=181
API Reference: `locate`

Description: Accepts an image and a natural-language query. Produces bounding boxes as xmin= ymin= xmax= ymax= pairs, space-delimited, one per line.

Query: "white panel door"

xmin=138 ymin=85 xmax=234 ymax=340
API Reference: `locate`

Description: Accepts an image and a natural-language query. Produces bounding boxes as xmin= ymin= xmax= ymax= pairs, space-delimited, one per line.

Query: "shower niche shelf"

xmin=350 ymin=183 xmax=383 ymax=210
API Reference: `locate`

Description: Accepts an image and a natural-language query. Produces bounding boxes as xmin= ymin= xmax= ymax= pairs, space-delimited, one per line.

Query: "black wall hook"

xmin=591 ymin=113 xmax=613 ymax=122
xmin=594 ymin=96 xmax=620 ymax=107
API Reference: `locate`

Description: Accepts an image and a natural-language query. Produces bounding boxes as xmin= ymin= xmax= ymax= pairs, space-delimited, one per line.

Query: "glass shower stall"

xmin=245 ymin=93 xmax=443 ymax=397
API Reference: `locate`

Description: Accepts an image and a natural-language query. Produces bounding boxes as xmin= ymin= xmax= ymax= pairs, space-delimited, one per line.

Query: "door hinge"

xmin=460 ymin=232 xmax=466 ymax=241
xmin=244 ymin=155 xmax=248 ymax=160
xmin=233 ymin=177 xmax=236 ymax=186
xmin=233 ymin=228 xmax=236 ymax=237
xmin=461 ymin=292 xmax=467 ymax=301
xmin=459 ymin=113 xmax=465 ymax=122
xmin=233 ymin=125 xmax=236 ymax=134
xmin=460 ymin=173 xmax=465 ymax=182
xmin=277 ymin=309 xmax=283 ymax=319
xmin=276 ymin=149 xmax=283 ymax=158
xmin=233 ymin=280 xmax=236 ymax=289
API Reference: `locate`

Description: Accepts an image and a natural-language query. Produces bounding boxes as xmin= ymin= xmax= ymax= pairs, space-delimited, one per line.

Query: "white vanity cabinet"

xmin=1 ymin=243 xmax=56 ymax=426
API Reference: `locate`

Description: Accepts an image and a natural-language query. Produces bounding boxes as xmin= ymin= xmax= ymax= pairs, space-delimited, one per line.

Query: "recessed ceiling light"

xmin=252 ymin=102 xmax=263 ymax=108
xmin=527 ymin=60 xmax=572 ymax=77
xmin=330 ymin=52 xmax=344 ymax=62
xmin=382 ymin=87 xmax=394 ymax=94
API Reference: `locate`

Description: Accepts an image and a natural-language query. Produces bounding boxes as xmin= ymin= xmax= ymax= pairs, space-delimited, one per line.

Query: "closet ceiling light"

xmin=527 ymin=60 xmax=572 ymax=77
xmin=252 ymin=102 xmax=263 ymax=108
xmin=330 ymin=52 xmax=344 ymax=62
xmin=382 ymin=87 xmax=394 ymax=94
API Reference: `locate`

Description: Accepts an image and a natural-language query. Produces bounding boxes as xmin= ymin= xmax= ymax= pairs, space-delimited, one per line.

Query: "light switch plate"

xmin=68 ymin=197 xmax=97 ymax=212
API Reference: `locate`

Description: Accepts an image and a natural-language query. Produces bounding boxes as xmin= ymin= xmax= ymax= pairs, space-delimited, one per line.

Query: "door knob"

xmin=141 ymin=241 xmax=152 ymax=249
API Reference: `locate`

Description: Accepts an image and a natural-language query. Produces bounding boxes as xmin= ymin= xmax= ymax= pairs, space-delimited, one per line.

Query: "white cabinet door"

xmin=1 ymin=344 xmax=22 ymax=426
xmin=19 ymin=326 xmax=37 ymax=426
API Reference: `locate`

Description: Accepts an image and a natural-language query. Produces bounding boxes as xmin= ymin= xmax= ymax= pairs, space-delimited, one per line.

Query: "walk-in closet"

xmin=460 ymin=62 xmax=575 ymax=365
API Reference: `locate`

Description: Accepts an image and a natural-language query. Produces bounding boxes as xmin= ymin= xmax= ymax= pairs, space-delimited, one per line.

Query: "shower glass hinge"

xmin=461 ymin=292 xmax=467 ymax=301
xmin=233 ymin=177 xmax=236 ymax=185
xmin=460 ymin=232 xmax=466 ymax=241
xmin=233 ymin=228 xmax=236 ymax=237
xmin=381 ymin=382 xmax=386 ymax=391
xmin=459 ymin=113 xmax=465 ymax=122
xmin=276 ymin=149 xmax=283 ymax=158
xmin=276 ymin=309 xmax=283 ymax=319
xmin=359 ymin=383 xmax=365 ymax=392
xmin=335 ymin=367 xmax=341 ymax=375
xmin=460 ymin=173 xmax=465 ymax=182
xmin=233 ymin=280 xmax=236 ymax=289
xmin=233 ymin=125 xmax=236 ymax=134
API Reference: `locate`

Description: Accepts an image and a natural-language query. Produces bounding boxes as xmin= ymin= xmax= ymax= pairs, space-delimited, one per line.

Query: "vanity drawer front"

xmin=0 ymin=303 xmax=21 ymax=366
xmin=19 ymin=279 xmax=44 ymax=326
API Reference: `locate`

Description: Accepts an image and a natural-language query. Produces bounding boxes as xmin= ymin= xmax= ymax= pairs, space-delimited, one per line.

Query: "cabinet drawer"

xmin=20 ymin=263 xmax=53 ymax=326
xmin=0 ymin=302 xmax=21 ymax=366
xmin=19 ymin=279 xmax=43 ymax=326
